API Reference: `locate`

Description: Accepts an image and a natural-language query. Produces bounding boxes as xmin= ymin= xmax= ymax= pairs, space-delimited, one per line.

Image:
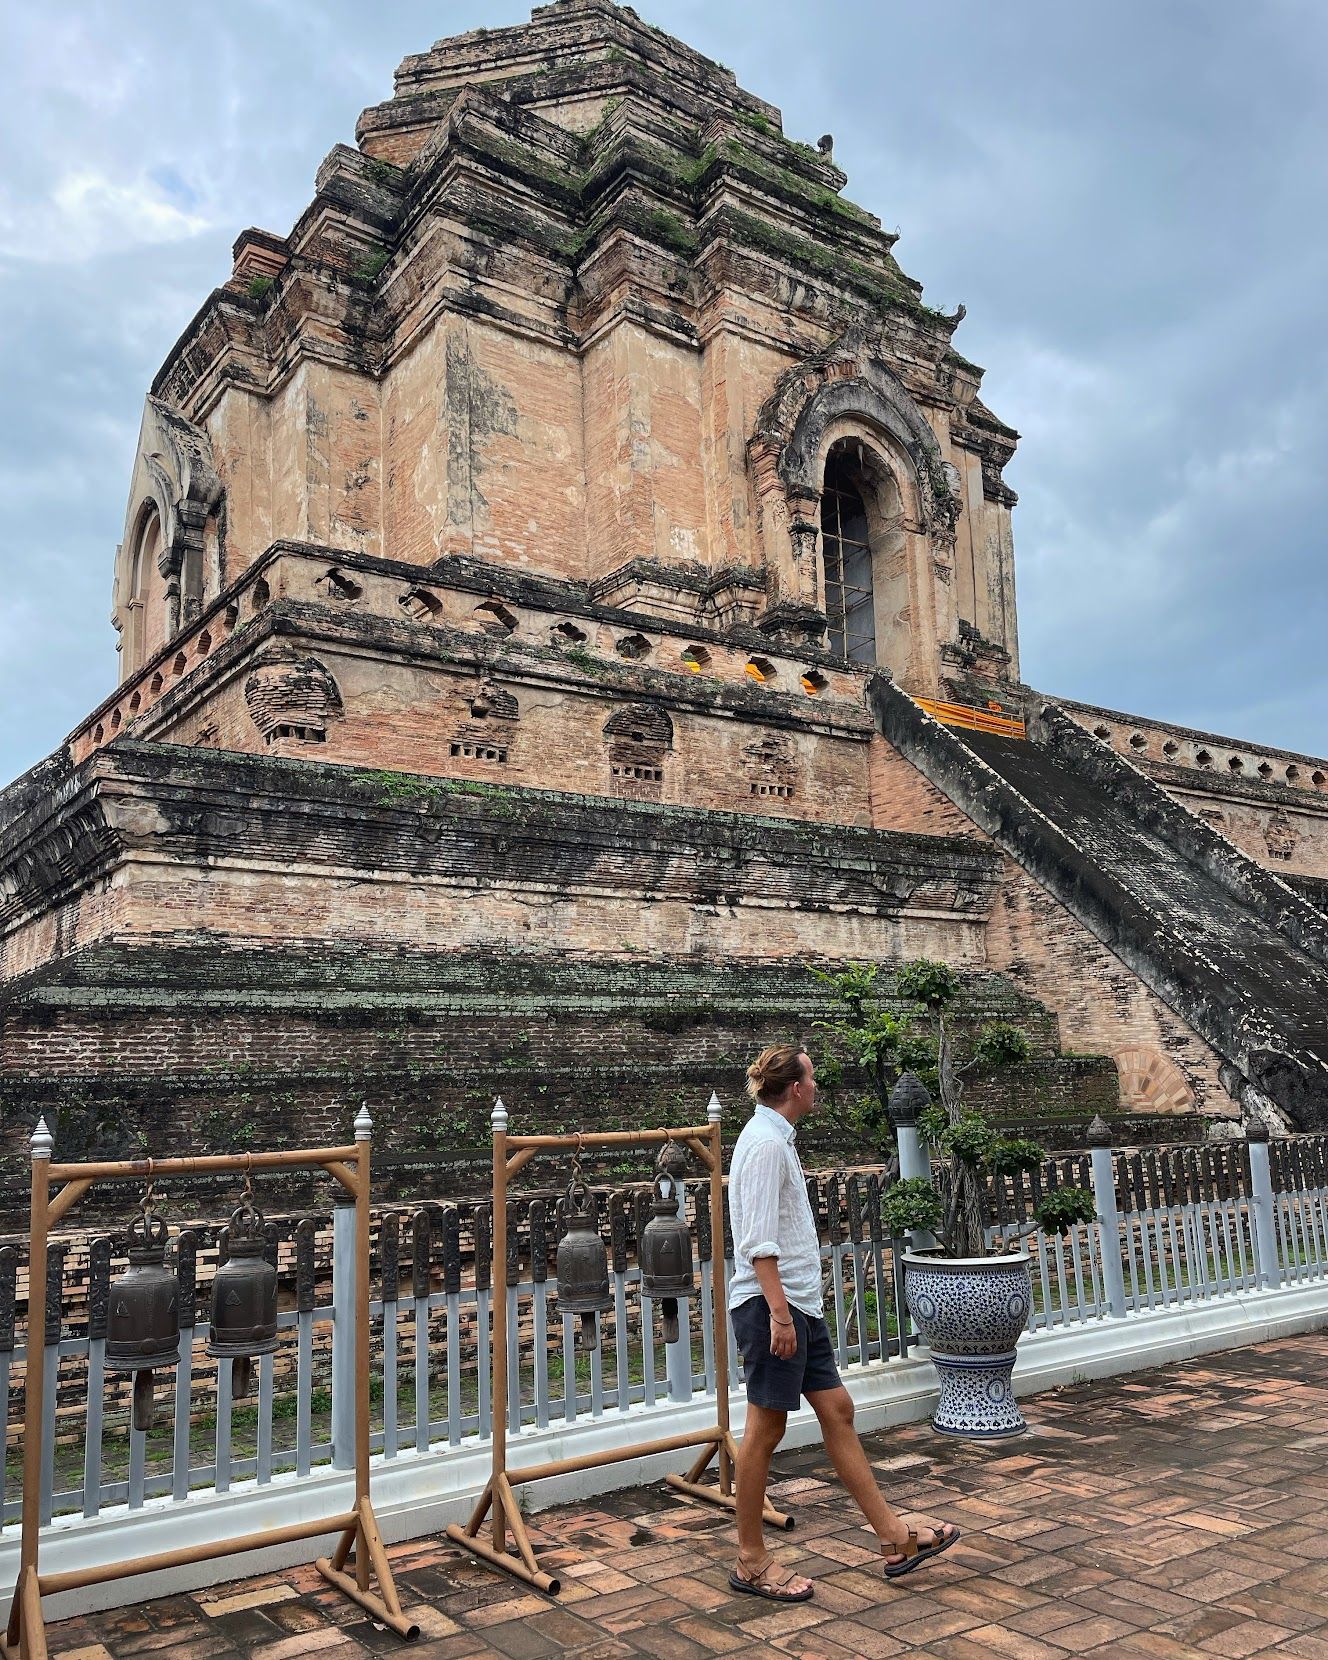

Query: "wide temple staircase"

xmin=870 ymin=677 xmax=1328 ymax=1130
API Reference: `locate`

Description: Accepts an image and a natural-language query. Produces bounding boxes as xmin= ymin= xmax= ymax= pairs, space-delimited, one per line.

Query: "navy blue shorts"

xmin=731 ymin=1295 xmax=842 ymax=1412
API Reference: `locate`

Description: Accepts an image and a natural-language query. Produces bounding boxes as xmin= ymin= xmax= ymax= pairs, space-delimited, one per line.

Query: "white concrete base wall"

xmin=10 ymin=1278 xmax=1328 ymax=1622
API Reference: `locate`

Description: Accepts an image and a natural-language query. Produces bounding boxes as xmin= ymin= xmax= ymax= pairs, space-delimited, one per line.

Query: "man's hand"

xmin=768 ymin=1309 xmax=798 ymax=1360
xmin=752 ymin=1256 xmax=797 ymax=1358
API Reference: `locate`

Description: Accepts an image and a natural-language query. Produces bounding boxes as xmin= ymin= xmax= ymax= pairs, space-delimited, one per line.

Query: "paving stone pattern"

xmin=47 ymin=1333 xmax=1328 ymax=1657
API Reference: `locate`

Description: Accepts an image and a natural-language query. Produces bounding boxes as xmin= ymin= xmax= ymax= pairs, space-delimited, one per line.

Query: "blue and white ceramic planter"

xmin=902 ymin=1252 xmax=1033 ymax=1439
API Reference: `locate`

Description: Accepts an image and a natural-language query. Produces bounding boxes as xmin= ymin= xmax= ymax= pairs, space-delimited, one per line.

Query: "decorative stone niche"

xmin=244 ymin=646 xmax=344 ymax=745
xmin=744 ymin=734 xmax=797 ymax=804
xmin=604 ymin=704 xmax=673 ymax=801
xmin=1265 ymin=811 xmax=1299 ymax=862
xmin=450 ymin=681 xmax=519 ymax=769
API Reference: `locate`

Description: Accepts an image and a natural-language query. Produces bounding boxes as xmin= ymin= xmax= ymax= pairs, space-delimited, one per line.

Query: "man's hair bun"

xmin=745 ymin=1045 xmax=807 ymax=1102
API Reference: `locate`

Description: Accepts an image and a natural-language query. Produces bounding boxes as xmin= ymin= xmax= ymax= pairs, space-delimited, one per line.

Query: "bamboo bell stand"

xmin=445 ymin=1097 xmax=792 ymax=1595
xmin=4 ymin=1108 xmax=421 ymax=1660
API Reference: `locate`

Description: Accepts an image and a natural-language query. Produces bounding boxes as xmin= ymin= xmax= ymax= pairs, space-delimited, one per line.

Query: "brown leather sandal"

xmin=728 ymin=1553 xmax=815 ymax=1602
xmin=882 ymin=1521 xmax=960 ymax=1579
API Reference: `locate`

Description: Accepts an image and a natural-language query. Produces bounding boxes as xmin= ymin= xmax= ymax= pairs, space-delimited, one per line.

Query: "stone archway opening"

xmin=819 ymin=437 xmax=909 ymax=672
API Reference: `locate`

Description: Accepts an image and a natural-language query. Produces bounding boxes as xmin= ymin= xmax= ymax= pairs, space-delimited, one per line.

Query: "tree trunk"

xmin=939 ymin=1012 xmax=986 ymax=1258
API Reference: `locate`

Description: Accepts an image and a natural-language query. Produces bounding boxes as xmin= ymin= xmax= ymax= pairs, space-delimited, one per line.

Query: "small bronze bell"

xmin=640 ymin=1174 xmax=696 ymax=1345
xmin=208 ymin=1203 xmax=278 ymax=1399
xmin=106 ymin=1210 xmax=180 ymax=1432
xmin=556 ymin=1180 xmax=612 ymax=1351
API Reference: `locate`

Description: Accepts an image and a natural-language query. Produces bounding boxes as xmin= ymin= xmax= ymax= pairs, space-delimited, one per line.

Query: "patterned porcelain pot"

xmin=902 ymin=1252 xmax=1033 ymax=1439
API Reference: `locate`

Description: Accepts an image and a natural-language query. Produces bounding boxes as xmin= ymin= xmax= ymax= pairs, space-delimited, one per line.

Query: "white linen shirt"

xmin=726 ymin=1103 xmax=824 ymax=1318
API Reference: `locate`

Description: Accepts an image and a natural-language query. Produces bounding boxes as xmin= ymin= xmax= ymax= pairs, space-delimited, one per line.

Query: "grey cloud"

xmin=2 ymin=0 xmax=1326 ymax=786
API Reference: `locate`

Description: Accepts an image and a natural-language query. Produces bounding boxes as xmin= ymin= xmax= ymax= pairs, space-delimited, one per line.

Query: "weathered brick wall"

xmin=115 ymin=2 xmax=1021 ymax=691
xmin=1160 ymin=784 xmax=1328 ymax=882
xmin=156 ymin=643 xmax=875 ymax=826
xmin=0 ymin=738 xmax=998 ymax=985
xmin=868 ymin=733 xmax=984 ymax=840
xmin=867 ymin=726 xmax=1234 ymax=1124
xmin=982 ymin=857 xmax=1229 ymax=1121
xmin=0 ymin=946 xmax=1119 ymax=1222
xmin=1058 ymin=699 xmax=1328 ymax=881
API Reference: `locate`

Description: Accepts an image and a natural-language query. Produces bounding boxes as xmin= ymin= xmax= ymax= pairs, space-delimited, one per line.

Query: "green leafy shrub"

xmin=880 ymin=1177 xmax=944 ymax=1238
xmin=1033 ymin=1187 xmax=1098 ymax=1237
xmin=895 ymin=958 xmax=961 ymax=1009
xmin=811 ymin=956 xmax=1097 ymax=1258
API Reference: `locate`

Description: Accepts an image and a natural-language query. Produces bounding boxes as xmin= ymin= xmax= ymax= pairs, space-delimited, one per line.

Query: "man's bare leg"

xmin=734 ymin=1404 xmax=812 ymax=1593
xmin=807 ymin=1386 xmax=951 ymax=1557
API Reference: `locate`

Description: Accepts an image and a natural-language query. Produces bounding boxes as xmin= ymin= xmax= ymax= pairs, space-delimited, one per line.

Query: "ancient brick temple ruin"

xmin=3 ymin=0 xmax=1327 ymax=1189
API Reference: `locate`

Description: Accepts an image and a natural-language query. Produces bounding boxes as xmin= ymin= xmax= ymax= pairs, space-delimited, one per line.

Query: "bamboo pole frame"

xmin=444 ymin=1096 xmax=792 ymax=1596
xmin=2 ymin=1109 xmax=422 ymax=1660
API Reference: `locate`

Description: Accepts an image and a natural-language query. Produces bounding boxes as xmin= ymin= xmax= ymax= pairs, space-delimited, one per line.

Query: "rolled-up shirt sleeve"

xmin=734 ymin=1139 xmax=785 ymax=1263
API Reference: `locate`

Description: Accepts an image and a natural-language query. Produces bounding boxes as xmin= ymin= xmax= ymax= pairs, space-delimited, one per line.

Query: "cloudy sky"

xmin=2 ymin=0 xmax=1325 ymax=786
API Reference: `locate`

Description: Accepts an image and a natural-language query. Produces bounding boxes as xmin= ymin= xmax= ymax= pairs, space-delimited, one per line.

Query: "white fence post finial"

xmin=31 ymin=1116 xmax=54 ymax=1161
xmin=707 ymin=1091 xmax=722 ymax=1124
xmin=354 ymin=1103 xmax=374 ymax=1142
xmin=492 ymin=1097 xmax=509 ymax=1134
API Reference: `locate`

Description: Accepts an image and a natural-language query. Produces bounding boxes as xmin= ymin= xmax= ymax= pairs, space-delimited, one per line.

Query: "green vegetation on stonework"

xmin=926 ymin=457 xmax=955 ymax=517
xmin=718 ymin=139 xmax=874 ymax=227
xmin=365 ymin=158 xmax=407 ymax=191
xmin=640 ymin=205 xmax=697 ymax=255
xmin=198 ymin=1107 xmax=259 ymax=1153
xmin=722 ymin=210 xmax=948 ymax=325
xmin=678 ymin=144 xmax=719 ymax=187
xmin=476 ymin=131 xmax=586 ymax=197
xmin=245 ymin=275 xmax=273 ymax=302
xmin=561 ymin=644 xmax=613 ymax=678
xmin=579 ymin=96 xmax=624 ymax=149
xmin=351 ymin=246 xmax=391 ymax=287
xmin=734 ymin=109 xmax=773 ymax=137
xmin=358 ymin=767 xmax=527 ymax=818
xmin=731 ymin=107 xmax=835 ymax=168
xmin=360 ymin=768 xmax=451 ymax=807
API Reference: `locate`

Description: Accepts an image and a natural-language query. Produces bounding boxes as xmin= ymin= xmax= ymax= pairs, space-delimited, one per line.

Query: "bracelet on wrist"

xmin=771 ymin=1314 xmax=794 ymax=1327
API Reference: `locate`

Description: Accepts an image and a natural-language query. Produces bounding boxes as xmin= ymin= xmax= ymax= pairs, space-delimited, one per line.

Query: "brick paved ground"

xmin=45 ymin=1332 xmax=1328 ymax=1658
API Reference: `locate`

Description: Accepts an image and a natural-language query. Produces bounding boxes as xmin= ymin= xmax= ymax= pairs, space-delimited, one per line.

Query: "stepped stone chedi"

xmin=3 ymin=0 xmax=1328 ymax=1184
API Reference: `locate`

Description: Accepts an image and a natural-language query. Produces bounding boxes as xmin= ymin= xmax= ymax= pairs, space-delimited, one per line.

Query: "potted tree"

xmin=815 ymin=959 xmax=1097 ymax=1438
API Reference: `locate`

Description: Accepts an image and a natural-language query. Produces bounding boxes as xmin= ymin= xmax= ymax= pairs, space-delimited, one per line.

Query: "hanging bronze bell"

xmin=556 ymin=1180 xmax=612 ymax=1351
xmin=207 ymin=1203 xmax=278 ymax=1399
xmin=105 ymin=1210 xmax=180 ymax=1432
xmin=639 ymin=1174 xmax=696 ymax=1345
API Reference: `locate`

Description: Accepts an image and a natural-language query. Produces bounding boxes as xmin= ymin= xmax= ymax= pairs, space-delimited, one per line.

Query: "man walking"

xmin=727 ymin=1045 xmax=958 ymax=1601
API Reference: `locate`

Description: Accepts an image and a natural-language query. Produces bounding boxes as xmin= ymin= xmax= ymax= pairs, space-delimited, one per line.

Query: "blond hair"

xmin=745 ymin=1045 xmax=807 ymax=1104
